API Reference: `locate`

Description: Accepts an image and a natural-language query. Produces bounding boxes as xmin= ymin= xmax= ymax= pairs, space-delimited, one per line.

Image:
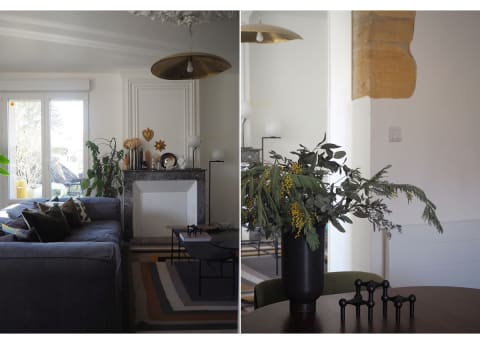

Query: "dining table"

xmin=241 ymin=286 xmax=480 ymax=333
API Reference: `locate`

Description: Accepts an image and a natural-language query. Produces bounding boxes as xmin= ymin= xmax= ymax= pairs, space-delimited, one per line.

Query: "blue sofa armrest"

xmin=0 ymin=242 xmax=122 ymax=332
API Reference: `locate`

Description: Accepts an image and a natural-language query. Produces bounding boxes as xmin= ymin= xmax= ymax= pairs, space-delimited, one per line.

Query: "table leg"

xmin=198 ymin=260 xmax=202 ymax=296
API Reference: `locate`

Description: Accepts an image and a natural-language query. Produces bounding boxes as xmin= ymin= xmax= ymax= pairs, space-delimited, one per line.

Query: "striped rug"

xmin=132 ymin=260 xmax=238 ymax=332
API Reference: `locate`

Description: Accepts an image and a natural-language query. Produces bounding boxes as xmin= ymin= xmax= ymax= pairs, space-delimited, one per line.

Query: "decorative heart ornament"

xmin=142 ymin=128 xmax=154 ymax=142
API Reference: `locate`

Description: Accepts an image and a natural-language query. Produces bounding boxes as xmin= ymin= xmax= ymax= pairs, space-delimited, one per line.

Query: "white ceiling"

xmin=0 ymin=11 xmax=239 ymax=73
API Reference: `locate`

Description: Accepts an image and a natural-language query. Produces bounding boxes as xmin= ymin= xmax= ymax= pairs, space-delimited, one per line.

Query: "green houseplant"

xmin=241 ymin=135 xmax=442 ymax=313
xmin=0 ymin=154 xmax=9 ymax=176
xmin=81 ymin=138 xmax=124 ymax=198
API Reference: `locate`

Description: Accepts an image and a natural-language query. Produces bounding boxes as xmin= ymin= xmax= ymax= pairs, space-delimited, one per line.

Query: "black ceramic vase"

xmin=281 ymin=225 xmax=325 ymax=313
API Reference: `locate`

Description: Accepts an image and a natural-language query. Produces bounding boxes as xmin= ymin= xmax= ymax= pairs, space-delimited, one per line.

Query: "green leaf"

xmin=305 ymin=229 xmax=320 ymax=251
xmin=330 ymin=218 xmax=346 ymax=232
xmin=0 ymin=155 xmax=9 ymax=165
xmin=80 ymin=179 xmax=90 ymax=190
xmin=321 ymin=143 xmax=341 ymax=150
xmin=0 ymin=167 xmax=9 ymax=176
xmin=334 ymin=151 xmax=346 ymax=159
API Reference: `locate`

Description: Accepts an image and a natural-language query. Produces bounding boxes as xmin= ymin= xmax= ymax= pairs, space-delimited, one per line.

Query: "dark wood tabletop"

xmin=241 ymin=286 xmax=480 ymax=333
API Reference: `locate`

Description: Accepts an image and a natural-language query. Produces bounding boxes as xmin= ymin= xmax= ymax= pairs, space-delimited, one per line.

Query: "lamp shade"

xmin=211 ymin=149 xmax=225 ymax=161
xmin=241 ymin=23 xmax=302 ymax=43
xmin=188 ymin=135 xmax=201 ymax=147
xmin=151 ymin=52 xmax=231 ymax=80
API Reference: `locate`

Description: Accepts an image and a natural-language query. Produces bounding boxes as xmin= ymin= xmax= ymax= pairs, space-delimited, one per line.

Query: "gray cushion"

xmin=5 ymin=200 xmax=42 ymax=219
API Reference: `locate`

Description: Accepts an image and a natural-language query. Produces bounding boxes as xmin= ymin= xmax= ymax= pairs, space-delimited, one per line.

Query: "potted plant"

xmin=0 ymin=154 xmax=8 ymax=176
xmin=81 ymin=138 xmax=124 ymax=198
xmin=241 ymin=135 xmax=442 ymax=314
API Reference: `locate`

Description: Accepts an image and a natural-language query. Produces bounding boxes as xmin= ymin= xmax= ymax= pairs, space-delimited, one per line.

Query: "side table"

xmin=168 ymin=225 xmax=217 ymax=262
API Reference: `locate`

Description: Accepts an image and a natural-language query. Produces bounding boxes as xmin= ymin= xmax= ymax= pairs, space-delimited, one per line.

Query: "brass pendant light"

xmin=131 ymin=11 xmax=233 ymax=80
xmin=151 ymin=52 xmax=231 ymax=80
xmin=241 ymin=23 xmax=302 ymax=43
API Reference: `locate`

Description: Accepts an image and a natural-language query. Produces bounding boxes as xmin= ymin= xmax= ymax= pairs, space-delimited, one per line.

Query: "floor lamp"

xmin=208 ymin=149 xmax=225 ymax=225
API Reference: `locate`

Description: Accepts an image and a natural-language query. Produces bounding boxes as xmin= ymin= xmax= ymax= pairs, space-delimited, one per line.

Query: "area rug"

xmin=132 ymin=260 xmax=238 ymax=332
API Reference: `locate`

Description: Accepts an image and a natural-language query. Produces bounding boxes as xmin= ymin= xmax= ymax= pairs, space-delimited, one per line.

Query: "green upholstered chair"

xmin=253 ymin=271 xmax=384 ymax=309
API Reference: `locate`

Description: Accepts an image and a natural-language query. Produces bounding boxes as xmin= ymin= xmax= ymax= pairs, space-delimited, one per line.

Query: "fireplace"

xmin=122 ymin=169 xmax=206 ymax=240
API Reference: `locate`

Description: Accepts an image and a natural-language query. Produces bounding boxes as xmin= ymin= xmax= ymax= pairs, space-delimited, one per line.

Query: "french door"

xmin=1 ymin=92 xmax=88 ymax=202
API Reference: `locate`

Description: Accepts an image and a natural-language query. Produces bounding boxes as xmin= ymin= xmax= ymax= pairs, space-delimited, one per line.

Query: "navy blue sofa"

xmin=0 ymin=197 xmax=123 ymax=333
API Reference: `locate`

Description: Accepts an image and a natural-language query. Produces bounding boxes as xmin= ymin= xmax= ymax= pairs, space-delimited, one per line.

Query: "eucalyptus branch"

xmin=242 ymin=138 xmax=443 ymax=251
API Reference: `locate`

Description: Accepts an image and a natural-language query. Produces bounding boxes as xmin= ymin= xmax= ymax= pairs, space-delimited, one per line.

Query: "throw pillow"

xmin=38 ymin=198 xmax=82 ymax=228
xmin=22 ymin=206 xmax=70 ymax=242
xmin=1 ymin=223 xmax=41 ymax=242
xmin=5 ymin=200 xmax=39 ymax=219
xmin=73 ymin=198 xmax=91 ymax=223
xmin=5 ymin=216 xmax=29 ymax=229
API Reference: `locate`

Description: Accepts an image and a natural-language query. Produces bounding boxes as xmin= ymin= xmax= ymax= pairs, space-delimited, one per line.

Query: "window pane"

xmin=49 ymin=100 xmax=84 ymax=198
xmin=8 ymin=99 xmax=42 ymax=199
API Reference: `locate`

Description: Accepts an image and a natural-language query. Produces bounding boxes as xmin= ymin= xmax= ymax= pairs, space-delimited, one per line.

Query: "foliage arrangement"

xmin=81 ymin=138 xmax=124 ymax=198
xmin=0 ymin=154 xmax=9 ymax=176
xmin=241 ymin=135 xmax=443 ymax=251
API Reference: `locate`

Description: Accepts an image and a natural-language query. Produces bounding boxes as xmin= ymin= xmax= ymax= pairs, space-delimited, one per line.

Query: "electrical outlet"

xmin=389 ymin=126 xmax=402 ymax=142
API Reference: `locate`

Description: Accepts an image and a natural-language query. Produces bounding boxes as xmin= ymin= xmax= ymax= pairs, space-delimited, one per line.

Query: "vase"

xmin=281 ymin=225 xmax=325 ymax=313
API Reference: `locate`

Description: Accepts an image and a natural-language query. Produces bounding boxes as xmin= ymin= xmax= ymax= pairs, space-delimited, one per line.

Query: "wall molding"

xmin=0 ymin=13 xmax=182 ymax=58
xmin=124 ymin=77 xmax=199 ymax=163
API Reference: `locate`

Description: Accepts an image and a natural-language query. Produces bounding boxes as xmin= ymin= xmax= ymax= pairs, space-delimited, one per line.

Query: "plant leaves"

xmin=0 ymin=155 xmax=9 ymax=165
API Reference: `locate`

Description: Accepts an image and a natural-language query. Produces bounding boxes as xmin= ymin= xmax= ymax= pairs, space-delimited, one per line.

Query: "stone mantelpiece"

xmin=122 ymin=169 xmax=206 ymax=241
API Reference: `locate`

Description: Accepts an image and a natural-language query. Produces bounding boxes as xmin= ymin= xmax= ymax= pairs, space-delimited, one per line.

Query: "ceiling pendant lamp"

xmin=241 ymin=23 xmax=302 ymax=44
xmin=151 ymin=52 xmax=231 ymax=80
xmin=131 ymin=11 xmax=233 ymax=80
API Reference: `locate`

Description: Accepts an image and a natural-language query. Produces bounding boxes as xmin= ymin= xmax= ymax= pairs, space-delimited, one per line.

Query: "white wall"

xmin=371 ymin=12 xmax=480 ymax=287
xmin=244 ymin=11 xmax=328 ymax=162
xmin=199 ymin=70 xmax=239 ymax=227
xmin=327 ymin=12 xmax=377 ymax=274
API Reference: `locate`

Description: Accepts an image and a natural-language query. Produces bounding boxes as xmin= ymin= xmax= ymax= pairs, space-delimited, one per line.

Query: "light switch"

xmin=389 ymin=126 xmax=402 ymax=142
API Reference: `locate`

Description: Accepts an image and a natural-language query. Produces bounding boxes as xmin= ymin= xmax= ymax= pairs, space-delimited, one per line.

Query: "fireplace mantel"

xmin=122 ymin=169 xmax=206 ymax=240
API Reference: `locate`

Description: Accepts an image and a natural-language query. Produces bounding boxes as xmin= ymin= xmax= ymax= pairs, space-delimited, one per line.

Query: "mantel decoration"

xmin=131 ymin=11 xmax=233 ymax=80
xmin=142 ymin=128 xmax=154 ymax=142
xmin=241 ymin=135 xmax=442 ymax=314
xmin=81 ymin=138 xmax=124 ymax=198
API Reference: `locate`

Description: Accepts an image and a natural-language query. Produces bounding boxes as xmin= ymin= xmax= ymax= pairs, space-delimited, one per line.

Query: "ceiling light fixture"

xmin=131 ymin=11 xmax=233 ymax=80
xmin=241 ymin=23 xmax=303 ymax=44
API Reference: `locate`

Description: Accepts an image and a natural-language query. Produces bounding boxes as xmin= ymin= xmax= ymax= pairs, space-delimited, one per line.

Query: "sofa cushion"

xmin=22 ymin=206 xmax=70 ymax=242
xmin=1 ymin=224 xmax=41 ymax=242
xmin=39 ymin=198 xmax=83 ymax=228
xmin=0 ymin=234 xmax=16 ymax=242
xmin=78 ymin=197 xmax=119 ymax=221
xmin=64 ymin=220 xmax=121 ymax=244
xmin=4 ymin=200 xmax=40 ymax=219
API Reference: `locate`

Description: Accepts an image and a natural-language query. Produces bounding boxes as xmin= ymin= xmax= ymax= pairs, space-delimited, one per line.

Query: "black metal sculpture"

xmin=339 ymin=279 xmax=416 ymax=324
